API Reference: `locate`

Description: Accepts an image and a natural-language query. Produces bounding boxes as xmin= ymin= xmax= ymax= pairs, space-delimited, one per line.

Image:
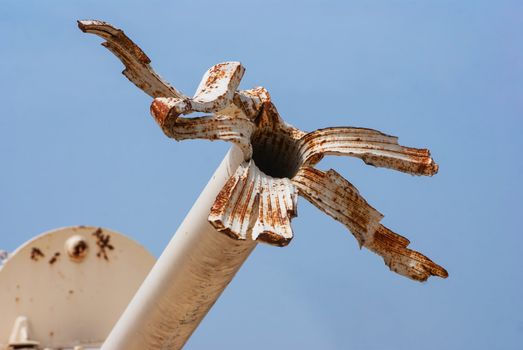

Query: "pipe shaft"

xmin=101 ymin=146 xmax=256 ymax=350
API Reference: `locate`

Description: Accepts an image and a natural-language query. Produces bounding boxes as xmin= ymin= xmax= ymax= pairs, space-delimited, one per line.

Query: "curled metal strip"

xmin=77 ymin=20 xmax=184 ymax=99
xmin=299 ymin=127 xmax=438 ymax=176
xmin=151 ymin=98 xmax=254 ymax=159
xmin=175 ymin=116 xmax=254 ymax=159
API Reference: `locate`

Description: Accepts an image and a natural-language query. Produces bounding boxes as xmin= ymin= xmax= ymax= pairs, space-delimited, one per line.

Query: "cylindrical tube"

xmin=102 ymin=146 xmax=256 ymax=350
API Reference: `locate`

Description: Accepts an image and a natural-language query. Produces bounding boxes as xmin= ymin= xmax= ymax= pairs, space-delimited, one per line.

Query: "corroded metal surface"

xmin=77 ymin=20 xmax=184 ymax=99
xmin=293 ymin=167 xmax=447 ymax=281
xmin=79 ymin=20 xmax=447 ymax=283
xmin=299 ymin=127 xmax=439 ymax=175
xmin=209 ymin=160 xmax=297 ymax=246
xmin=191 ymin=62 xmax=245 ymax=112
xmin=293 ymin=167 xmax=383 ymax=247
xmin=150 ymin=98 xmax=255 ymax=159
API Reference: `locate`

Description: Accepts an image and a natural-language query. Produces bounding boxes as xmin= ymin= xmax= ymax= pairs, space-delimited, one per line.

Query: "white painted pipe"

xmin=102 ymin=146 xmax=256 ymax=350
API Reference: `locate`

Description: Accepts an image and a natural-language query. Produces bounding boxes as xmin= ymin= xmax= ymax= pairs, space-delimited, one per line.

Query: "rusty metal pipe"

xmin=101 ymin=146 xmax=256 ymax=350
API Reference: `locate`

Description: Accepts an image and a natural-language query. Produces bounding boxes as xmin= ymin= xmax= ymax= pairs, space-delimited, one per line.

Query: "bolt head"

xmin=65 ymin=235 xmax=89 ymax=262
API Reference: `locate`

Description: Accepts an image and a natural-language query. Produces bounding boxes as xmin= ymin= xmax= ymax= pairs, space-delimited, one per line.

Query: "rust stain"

xmin=92 ymin=228 xmax=114 ymax=261
xmin=150 ymin=98 xmax=174 ymax=126
xmin=209 ymin=161 xmax=297 ymax=246
xmin=71 ymin=240 xmax=88 ymax=260
xmin=298 ymin=127 xmax=439 ymax=176
xmin=168 ymin=113 xmax=254 ymax=158
xmin=205 ymin=63 xmax=227 ymax=87
xmin=49 ymin=252 xmax=60 ymax=265
xmin=368 ymin=226 xmax=448 ymax=281
xmin=30 ymin=247 xmax=44 ymax=261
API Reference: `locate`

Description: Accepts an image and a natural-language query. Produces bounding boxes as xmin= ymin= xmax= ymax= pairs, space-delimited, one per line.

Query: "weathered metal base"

xmin=0 ymin=226 xmax=155 ymax=349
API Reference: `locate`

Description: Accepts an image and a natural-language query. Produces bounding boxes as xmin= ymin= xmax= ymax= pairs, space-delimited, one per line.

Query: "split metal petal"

xmin=292 ymin=167 xmax=383 ymax=247
xmin=293 ymin=166 xmax=447 ymax=281
xmin=209 ymin=161 xmax=298 ymax=247
xmin=151 ymin=98 xmax=255 ymax=159
xmin=368 ymin=225 xmax=449 ymax=281
xmin=77 ymin=20 xmax=184 ymax=99
xmin=209 ymin=162 xmax=260 ymax=240
xmin=299 ymin=127 xmax=438 ymax=176
xmin=251 ymin=172 xmax=297 ymax=246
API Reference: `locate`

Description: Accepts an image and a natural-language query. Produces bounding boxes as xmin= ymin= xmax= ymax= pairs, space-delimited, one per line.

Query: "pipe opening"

xmin=250 ymin=128 xmax=302 ymax=179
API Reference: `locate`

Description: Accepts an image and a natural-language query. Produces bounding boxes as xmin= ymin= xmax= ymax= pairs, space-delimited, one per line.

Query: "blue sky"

xmin=1 ymin=1 xmax=522 ymax=349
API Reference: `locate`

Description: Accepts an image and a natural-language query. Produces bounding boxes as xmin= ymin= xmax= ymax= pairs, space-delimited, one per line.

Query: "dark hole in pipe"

xmin=250 ymin=128 xmax=301 ymax=179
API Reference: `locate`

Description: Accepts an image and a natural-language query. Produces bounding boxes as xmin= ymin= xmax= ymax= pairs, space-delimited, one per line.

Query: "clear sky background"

xmin=1 ymin=1 xmax=522 ymax=349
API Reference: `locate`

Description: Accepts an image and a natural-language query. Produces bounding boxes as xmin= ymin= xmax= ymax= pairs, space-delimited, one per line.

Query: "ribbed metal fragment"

xmin=293 ymin=166 xmax=447 ymax=281
xmin=209 ymin=161 xmax=297 ymax=246
xmin=293 ymin=166 xmax=383 ymax=247
xmin=233 ymin=87 xmax=271 ymax=120
xmin=150 ymin=101 xmax=254 ymax=159
xmin=368 ymin=225 xmax=449 ymax=281
xmin=298 ymin=127 xmax=438 ymax=176
xmin=77 ymin=20 xmax=185 ymax=99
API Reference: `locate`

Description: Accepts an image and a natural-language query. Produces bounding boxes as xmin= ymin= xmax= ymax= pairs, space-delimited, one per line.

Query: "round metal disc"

xmin=0 ymin=226 xmax=155 ymax=349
